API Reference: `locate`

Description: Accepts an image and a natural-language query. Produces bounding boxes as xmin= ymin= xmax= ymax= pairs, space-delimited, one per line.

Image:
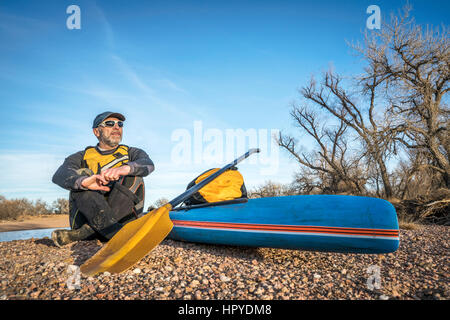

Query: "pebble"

xmin=219 ymin=274 xmax=231 ymax=282
xmin=0 ymin=225 xmax=448 ymax=300
xmin=190 ymin=280 xmax=200 ymax=287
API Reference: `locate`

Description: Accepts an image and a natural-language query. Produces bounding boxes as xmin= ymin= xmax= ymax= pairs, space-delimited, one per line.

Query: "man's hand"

xmin=81 ymin=174 xmax=111 ymax=192
xmin=101 ymin=165 xmax=131 ymax=182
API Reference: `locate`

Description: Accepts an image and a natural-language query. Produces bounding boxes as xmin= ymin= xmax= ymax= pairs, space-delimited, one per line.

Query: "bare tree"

xmin=147 ymin=197 xmax=169 ymax=211
xmin=248 ymin=180 xmax=297 ymax=198
xmin=277 ymin=101 xmax=367 ymax=195
xmin=52 ymin=198 xmax=70 ymax=215
xmin=392 ymin=148 xmax=447 ymax=200
xmin=279 ymin=5 xmax=449 ymax=200
xmin=279 ymin=68 xmax=396 ymax=198
xmin=353 ymin=5 xmax=449 ymax=188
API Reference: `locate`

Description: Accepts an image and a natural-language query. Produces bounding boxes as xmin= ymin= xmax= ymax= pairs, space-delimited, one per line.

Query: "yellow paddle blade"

xmin=80 ymin=203 xmax=173 ymax=276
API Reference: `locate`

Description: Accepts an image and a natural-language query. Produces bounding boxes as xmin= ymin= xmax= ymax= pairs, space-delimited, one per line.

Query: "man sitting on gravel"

xmin=51 ymin=111 xmax=155 ymax=247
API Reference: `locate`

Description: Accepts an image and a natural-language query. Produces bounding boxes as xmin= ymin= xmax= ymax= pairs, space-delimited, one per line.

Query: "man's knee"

xmin=70 ymin=190 xmax=119 ymax=237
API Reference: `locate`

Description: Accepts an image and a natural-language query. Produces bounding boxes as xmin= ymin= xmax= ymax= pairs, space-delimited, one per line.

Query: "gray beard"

xmin=99 ymin=130 xmax=122 ymax=148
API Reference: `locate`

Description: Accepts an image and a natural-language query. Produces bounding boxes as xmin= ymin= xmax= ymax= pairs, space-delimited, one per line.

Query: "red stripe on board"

xmin=172 ymin=220 xmax=399 ymax=237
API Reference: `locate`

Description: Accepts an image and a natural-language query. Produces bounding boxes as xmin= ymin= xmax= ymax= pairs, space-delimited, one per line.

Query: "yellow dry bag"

xmin=184 ymin=167 xmax=247 ymax=205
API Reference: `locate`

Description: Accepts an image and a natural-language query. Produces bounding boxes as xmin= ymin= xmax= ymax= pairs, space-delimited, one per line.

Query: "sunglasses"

xmin=99 ymin=120 xmax=124 ymax=128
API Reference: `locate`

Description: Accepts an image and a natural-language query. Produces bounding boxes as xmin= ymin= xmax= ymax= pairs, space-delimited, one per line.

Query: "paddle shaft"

xmin=169 ymin=148 xmax=260 ymax=208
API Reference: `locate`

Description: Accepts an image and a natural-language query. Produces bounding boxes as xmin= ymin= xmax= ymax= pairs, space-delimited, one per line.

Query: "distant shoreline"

xmin=0 ymin=215 xmax=69 ymax=232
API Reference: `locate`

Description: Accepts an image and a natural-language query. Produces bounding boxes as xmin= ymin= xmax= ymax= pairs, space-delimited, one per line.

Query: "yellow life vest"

xmin=82 ymin=145 xmax=130 ymax=174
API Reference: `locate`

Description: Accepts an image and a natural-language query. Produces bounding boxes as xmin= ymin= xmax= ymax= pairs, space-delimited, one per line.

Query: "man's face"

xmin=93 ymin=117 xmax=123 ymax=148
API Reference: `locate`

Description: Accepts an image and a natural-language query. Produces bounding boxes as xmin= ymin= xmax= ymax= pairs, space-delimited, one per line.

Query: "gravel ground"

xmin=0 ymin=225 xmax=448 ymax=300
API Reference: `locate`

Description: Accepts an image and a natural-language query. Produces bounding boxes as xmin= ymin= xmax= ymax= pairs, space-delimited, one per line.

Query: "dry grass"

xmin=398 ymin=219 xmax=422 ymax=230
xmin=0 ymin=196 xmax=68 ymax=222
xmin=397 ymin=208 xmax=422 ymax=230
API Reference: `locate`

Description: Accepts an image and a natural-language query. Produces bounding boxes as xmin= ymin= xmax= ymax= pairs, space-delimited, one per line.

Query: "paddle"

xmin=80 ymin=148 xmax=260 ymax=276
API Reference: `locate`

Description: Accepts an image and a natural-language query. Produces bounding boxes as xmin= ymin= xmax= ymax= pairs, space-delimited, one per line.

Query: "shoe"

xmin=51 ymin=229 xmax=71 ymax=247
xmin=51 ymin=224 xmax=96 ymax=247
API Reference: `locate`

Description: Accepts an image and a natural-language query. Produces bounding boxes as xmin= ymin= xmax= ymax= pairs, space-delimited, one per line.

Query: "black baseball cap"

xmin=93 ymin=111 xmax=126 ymax=128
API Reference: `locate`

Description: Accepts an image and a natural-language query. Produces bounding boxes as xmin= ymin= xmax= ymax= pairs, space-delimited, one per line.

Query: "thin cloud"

xmin=0 ymin=11 xmax=53 ymax=39
xmin=91 ymin=2 xmax=115 ymax=49
xmin=110 ymin=54 xmax=193 ymax=119
xmin=156 ymin=79 xmax=188 ymax=94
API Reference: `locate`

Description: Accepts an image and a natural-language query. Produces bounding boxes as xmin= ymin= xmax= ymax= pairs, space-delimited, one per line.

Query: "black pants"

xmin=69 ymin=176 xmax=144 ymax=240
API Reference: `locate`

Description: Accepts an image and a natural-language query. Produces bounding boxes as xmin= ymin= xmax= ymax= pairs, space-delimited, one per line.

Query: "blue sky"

xmin=1 ymin=0 xmax=449 ymax=207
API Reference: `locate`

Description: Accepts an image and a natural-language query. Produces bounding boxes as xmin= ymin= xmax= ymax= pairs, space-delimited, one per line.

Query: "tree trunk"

xmin=378 ymin=161 xmax=393 ymax=199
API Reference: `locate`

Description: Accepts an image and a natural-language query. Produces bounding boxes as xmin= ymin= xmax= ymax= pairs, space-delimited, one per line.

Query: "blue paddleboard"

xmin=168 ymin=195 xmax=399 ymax=254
